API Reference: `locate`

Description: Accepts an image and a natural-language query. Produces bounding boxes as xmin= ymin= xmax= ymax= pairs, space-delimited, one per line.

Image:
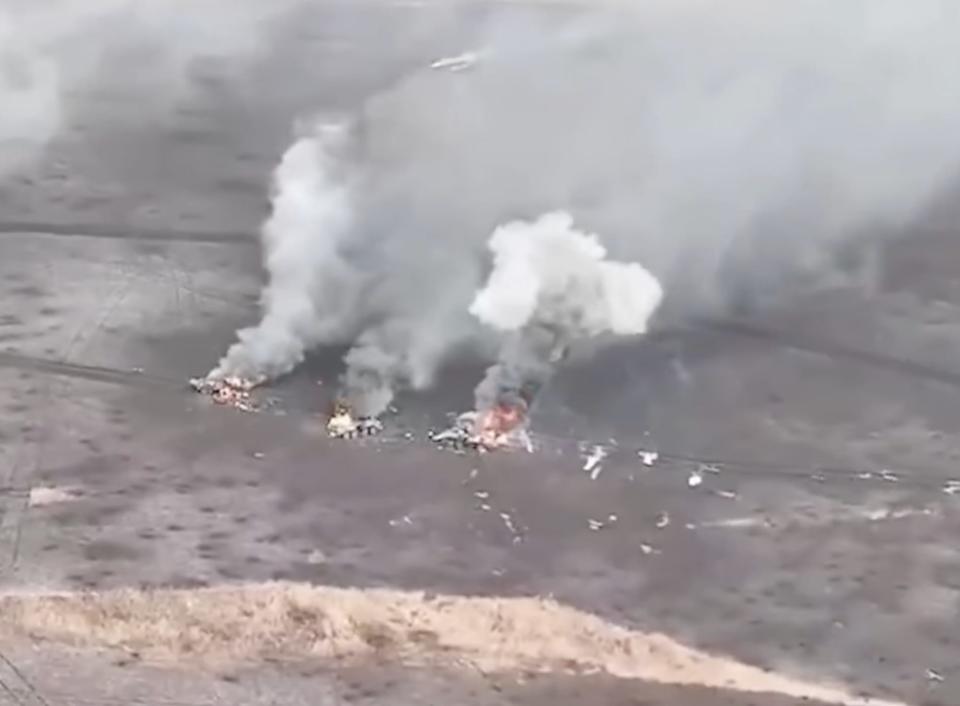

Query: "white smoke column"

xmin=0 ymin=8 xmax=61 ymax=176
xmin=208 ymin=120 xmax=364 ymax=383
xmin=471 ymin=212 xmax=663 ymax=410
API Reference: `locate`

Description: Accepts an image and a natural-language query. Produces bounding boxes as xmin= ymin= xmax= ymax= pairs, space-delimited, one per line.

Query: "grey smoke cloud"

xmin=0 ymin=0 xmax=301 ymax=177
xmin=5 ymin=0 xmax=935 ymax=417
xmin=212 ymin=0 xmax=960 ymax=416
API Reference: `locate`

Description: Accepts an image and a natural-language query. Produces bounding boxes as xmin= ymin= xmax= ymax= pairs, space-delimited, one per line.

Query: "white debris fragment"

xmin=474 ymin=491 xmax=490 ymax=500
xmin=583 ymin=445 xmax=607 ymax=478
xmin=926 ymin=668 xmax=944 ymax=683
xmin=688 ymin=471 xmax=703 ymax=487
xmin=519 ymin=430 xmax=534 ymax=454
xmin=715 ymin=489 xmax=738 ymax=499
xmin=879 ymin=470 xmax=900 ymax=482
xmin=252 ymin=452 xmax=265 ymax=460
xmin=943 ymin=480 xmax=960 ymax=495
xmin=306 ymin=549 xmax=327 ymax=565
xmin=587 ymin=514 xmax=618 ymax=531
xmin=700 ymin=463 xmax=721 ymax=475
xmin=639 ymin=450 xmax=659 ymax=466
xmin=28 ymin=486 xmax=80 ymax=508
xmin=499 ymin=511 xmax=521 ymax=538
xmin=430 ymin=51 xmax=480 ymax=72
xmin=857 ymin=472 xmax=873 ymax=480
xmin=655 ymin=512 xmax=670 ymax=529
xmin=639 ymin=543 xmax=661 ymax=555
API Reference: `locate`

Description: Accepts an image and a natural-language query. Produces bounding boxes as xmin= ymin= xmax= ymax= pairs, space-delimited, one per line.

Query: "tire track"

xmin=0 ymin=221 xmax=256 ymax=246
xmin=706 ymin=318 xmax=960 ymax=388
xmin=0 ymin=352 xmax=174 ymax=390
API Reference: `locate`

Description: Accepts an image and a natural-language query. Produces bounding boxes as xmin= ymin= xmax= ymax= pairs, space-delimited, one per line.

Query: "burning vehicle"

xmin=326 ymin=401 xmax=384 ymax=439
xmin=192 ymin=8 xmax=958 ymax=441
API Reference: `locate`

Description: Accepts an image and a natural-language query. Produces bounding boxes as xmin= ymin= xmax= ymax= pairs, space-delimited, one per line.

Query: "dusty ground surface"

xmin=1 ymin=1 xmax=960 ymax=704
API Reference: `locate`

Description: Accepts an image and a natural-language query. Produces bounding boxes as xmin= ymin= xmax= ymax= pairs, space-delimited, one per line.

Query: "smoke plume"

xmin=209 ymin=0 xmax=960 ymax=417
xmin=471 ymin=212 xmax=663 ymax=412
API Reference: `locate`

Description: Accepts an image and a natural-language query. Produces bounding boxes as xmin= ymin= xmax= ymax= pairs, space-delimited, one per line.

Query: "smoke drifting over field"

xmin=3 ymin=1 xmax=959 ymax=419
xmin=0 ymin=0 xmax=294 ymax=177
xmin=209 ymin=0 xmax=960 ymax=418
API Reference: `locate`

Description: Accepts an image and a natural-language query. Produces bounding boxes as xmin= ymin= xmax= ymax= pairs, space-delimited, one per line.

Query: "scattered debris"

xmin=879 ymin=470 xmax=900 ymax=482
xmin=639 ymin=450 xmax=659 ymax=467
xmin=926 ymin=668 xmax=944 ymax=683
xmin=655 ymin=512 xmax=670 ymax=529
xmin=943 ymin=480 xmax=960 ymax=496
xmin=251 ymin=452 xmax=265 ymax=460
xmin=700 ymin=463 xmax=721 ymax=475
xmin=856 ymin=472 xmax=873 ymax=480
xmin=388 ymin=515 xmax=414 ymax=528
xmin=190 ymin=375 xmax=262 ymax=412
xmin=499 ymin=511 xmax=524 ymax=543
xmin=588 ymin=514 xmax=618 ymax=531
xmin=639 ymin=543 xmax=660 ymax=556
xmin=714 ymin=490 xmax=738 ymax=500
xmin=473 ymin=491 xmax=490 ymax=500
xmin=583 ymin=445 xmax=607 ymax=479
xmin=687 ymin=471 xmax=703 ymax=488
xmin=430 ymin=51 xmax=479 ymax=72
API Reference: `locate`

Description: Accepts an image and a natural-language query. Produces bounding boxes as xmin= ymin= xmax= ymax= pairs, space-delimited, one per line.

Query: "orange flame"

xmin=473 ymin=400 xmax=528 ymax=448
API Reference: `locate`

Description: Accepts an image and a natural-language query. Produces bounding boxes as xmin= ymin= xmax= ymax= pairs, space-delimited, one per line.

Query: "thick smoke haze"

xmin=212 ymin=0 xmax=960 ymax=417
xmin=0 ymin=0 xmax=297 ymax=178
xmin=5 ymin=1 xmax=958 ymax=419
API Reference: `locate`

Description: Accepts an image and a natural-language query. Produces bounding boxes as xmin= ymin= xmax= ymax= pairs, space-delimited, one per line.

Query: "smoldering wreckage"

xmin=193 ymin=4 xmax=960 ymax=451
xmin=194 ymin=203 xmax=664 ymax=449
xmin=193 ymin=41 xmax=666 ymax=449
